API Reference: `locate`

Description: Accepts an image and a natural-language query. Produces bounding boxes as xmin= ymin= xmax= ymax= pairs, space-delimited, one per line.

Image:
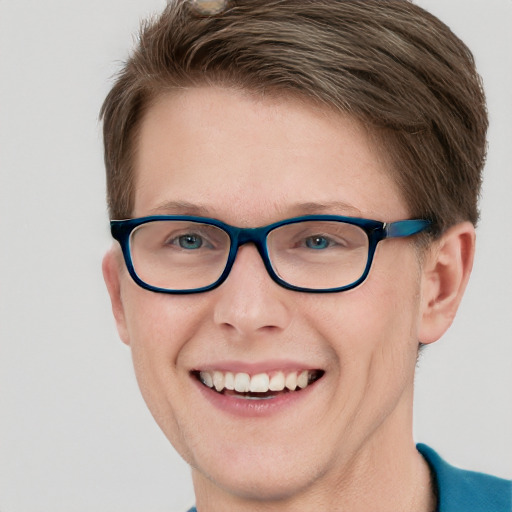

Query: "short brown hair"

xmin=101 ymin=0 xmax=487 ymax=236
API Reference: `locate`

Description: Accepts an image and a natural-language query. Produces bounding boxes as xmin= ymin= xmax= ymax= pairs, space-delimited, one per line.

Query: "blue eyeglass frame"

xmin=110 ymin=215 xmax=431 ymax=294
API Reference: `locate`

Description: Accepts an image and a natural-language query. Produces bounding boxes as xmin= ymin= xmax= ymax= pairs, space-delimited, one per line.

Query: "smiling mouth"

xmin=192 ymin=369 xmax=324 ymax=400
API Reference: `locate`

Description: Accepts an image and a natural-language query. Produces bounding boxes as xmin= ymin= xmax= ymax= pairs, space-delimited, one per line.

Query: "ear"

xmin=418 ymin=222 xmax=476 ymax=345
xmin=102 ymin=246 xmax=131 ymax=345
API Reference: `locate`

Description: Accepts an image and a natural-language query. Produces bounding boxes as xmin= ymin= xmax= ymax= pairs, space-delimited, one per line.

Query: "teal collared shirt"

xmin=417 ymin=443 xmax=511 ymax=512
xmin=187 ymin=444 xmax=511 ymax=512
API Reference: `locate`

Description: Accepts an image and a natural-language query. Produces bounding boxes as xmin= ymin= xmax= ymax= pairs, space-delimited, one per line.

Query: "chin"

xmin=192 ymin=455 xmax=326 ymax=504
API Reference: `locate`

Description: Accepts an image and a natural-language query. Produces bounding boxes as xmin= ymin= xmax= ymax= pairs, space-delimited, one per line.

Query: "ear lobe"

xmin=102 ymin=246 xmax=131 ymax=345
xmin=418 ymin=222 xmax=476 ymax=345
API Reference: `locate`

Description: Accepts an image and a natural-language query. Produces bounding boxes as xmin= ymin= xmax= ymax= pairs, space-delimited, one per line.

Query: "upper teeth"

xmin=199 ymin=370 xmax=314 ymax=393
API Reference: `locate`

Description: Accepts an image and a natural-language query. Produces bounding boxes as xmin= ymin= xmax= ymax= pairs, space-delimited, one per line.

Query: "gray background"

xmin=0 ymin=1 xmax=510 ymax=511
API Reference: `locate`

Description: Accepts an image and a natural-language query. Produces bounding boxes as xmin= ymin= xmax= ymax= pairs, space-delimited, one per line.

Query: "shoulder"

xmin=417 ymin=443 xmax=512 ymax=512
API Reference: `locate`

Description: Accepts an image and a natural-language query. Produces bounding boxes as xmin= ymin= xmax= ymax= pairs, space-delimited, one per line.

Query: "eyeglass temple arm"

xmin=384 ymin=219 xmax=431 ymax=239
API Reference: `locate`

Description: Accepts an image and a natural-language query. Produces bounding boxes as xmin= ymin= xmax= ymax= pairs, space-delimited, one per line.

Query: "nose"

xmin=212 ymin=244 xmax=293 ymax=338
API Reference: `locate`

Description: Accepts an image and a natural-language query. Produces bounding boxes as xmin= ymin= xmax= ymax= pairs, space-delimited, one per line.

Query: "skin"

xmin=103 ymin=87 xmax=475 ymax=511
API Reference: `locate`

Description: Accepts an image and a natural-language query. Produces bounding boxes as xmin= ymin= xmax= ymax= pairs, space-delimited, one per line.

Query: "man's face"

xmin=106 ymin=87 xmax=426 ymax=502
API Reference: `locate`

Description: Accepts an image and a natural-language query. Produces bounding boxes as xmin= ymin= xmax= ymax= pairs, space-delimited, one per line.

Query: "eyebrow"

xmin=149 ymin=200 xmax=363 ymax=218
xmin=290 ymin=201 xmax=363 ymax=217
xmin=150 ymin=201 xmax=214 ymax=216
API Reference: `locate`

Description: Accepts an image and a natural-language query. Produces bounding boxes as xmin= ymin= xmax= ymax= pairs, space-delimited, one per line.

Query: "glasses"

xmin=110 ymin=215 xmax=431 ymax=294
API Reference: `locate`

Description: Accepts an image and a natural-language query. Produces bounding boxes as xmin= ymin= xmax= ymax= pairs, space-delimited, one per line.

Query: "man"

xmin=101 ymin=1 xmax=511 ymax=510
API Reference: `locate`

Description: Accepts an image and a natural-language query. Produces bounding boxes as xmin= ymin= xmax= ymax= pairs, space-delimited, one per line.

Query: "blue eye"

xmin=305 ymin=236 xmax=331 ymax=250
xmin=178 ymin=234 xmax=203 ymax=249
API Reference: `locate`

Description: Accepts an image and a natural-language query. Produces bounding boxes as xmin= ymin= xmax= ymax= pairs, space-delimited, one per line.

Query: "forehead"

xmin=133 ymin=86 xmax=408 ymax=224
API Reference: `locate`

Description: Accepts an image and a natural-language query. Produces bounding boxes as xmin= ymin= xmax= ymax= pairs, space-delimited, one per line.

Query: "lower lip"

xmin=192 ymin=376 xmax=320 ymax=418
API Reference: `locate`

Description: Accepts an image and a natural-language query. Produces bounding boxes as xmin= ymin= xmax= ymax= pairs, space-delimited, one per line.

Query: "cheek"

xmin=119 ymin=287 xmax=214 ymax=457
xmin=303 ymin=247 xmax=422 ymax=386
xmin=120 ymin=284 xmax=205 ymax=397
xmin=312 ymin=280 xmax=419 ymax=352
xmin=123 ymin=283 xmax=207 ymax=355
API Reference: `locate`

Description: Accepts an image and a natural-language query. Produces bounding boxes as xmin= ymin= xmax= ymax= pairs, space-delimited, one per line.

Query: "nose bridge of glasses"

xmin=228 ymin=226 xmax=273 ymax=270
